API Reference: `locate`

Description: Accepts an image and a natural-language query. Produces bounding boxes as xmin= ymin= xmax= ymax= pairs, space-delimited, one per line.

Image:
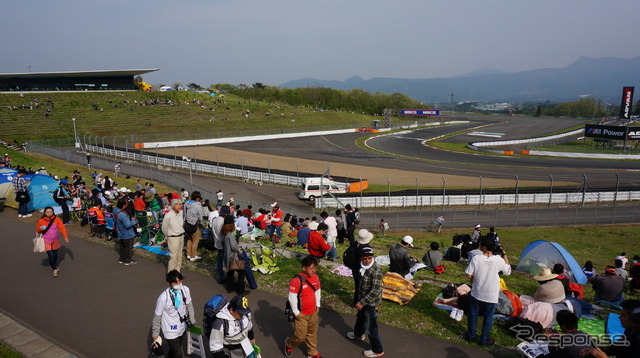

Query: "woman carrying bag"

xmin=36 ymin=206 xmax=70 ymax=277
xmin=222 ymin=215 xmax=247 ymax=295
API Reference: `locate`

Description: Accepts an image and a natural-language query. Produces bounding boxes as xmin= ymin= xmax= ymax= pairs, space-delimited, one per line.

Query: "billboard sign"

xmin=619 ymin=86 xmax=634 ymax=120
xmin=585 ymin=124 xmax=640 ymax=140
xmin=400 ymin=109 xmax=440 ymax=115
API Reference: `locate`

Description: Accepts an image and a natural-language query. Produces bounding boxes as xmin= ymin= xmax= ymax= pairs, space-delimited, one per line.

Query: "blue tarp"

xmin=516 ymin=240 xmax=587 ymax=285
xmin=24 ymin=174 xmax=59 ymax=212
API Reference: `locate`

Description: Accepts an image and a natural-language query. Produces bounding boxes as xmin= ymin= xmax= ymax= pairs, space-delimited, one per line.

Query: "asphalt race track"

xmin=217 ymin=115 xmax=640 ymax=188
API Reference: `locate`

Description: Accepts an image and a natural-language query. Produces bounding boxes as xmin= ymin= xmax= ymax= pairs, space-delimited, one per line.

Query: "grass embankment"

xmin=0 ymin=91 xmax=420 ymax=144
xmin=0 ymin=344 xmax=23 ymax=358
xmin=253 ymin=225 xmax=639 ymax=354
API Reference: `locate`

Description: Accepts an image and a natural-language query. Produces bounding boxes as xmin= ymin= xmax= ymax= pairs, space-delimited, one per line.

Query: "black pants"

xmin=119 ymin=238 xmax=134 ymax=263
xmin=57 ymin=200 xmax=69 ymax=223
xmin=166 ymin=331 xmax=186 ymax=358
xmin=337 ymin=228 xmax=347 ymax=244
xmin=347 ymin=226 xmax=356 ymax=246
xmin=226 ymin=270 xmax=246 ymax=294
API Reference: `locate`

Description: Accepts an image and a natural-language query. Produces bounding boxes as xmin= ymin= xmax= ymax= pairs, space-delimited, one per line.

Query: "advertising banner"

xmin=585 ymin=124 xmax=640 ymax=140
xmin=619 ymin=86 xmax=634 ymax=120
xmin=400 ymin=109 xmax=440 ymax=115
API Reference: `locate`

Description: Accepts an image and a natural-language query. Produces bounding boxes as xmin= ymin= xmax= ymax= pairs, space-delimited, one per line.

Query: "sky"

xmin=3 ymin=0 xmax=640 ymax=87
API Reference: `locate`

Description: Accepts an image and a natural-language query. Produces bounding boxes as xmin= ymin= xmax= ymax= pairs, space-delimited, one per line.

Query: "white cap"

xmin=475 ymin=224 xmax=481 ymax=228
xmin=402 ymin=235 xmax=414 ymax=247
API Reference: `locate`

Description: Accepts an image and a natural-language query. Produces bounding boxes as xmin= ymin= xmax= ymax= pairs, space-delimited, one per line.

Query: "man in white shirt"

xmin=464 ymin=236 xmax=510 ymax=347
xmin=320 ymin=211 xmax=338 ymax=260
xmin=151 ymin=270 xmax=195 ymax=358
xmin=161 ymin=200 xmax=185 ymax=273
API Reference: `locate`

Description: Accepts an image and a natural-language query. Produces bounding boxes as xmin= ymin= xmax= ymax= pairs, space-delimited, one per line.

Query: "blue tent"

xmin=24 ymin=174 xmax=59 ymax=212
xmin=515 ymin=240 xmax=587 ymax=285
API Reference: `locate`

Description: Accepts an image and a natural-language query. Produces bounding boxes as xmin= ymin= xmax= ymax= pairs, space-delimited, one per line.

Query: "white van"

xmin=298 ymin=177 xmax=348 ymax=202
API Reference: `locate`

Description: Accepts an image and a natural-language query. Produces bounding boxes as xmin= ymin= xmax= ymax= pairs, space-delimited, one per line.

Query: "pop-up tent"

xmin=3 ymin=173 xmax=59 ymax=212
xmin=0 ymin=168 xmax=18 ymax=198
xmin=515 ymin=240 xmax=587 ymax=284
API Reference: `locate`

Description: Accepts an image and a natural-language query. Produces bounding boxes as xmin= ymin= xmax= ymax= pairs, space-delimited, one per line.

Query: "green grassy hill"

xmin=0 ymin=91 xmax=400 ymax=144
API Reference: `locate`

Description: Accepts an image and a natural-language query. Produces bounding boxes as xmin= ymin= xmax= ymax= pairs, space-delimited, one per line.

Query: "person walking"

xmin=464 ymin=236 xmax=511 ymax=347
xmin=284 ymin=256 xmax=322 ymax=358
xmin=436 ymin=215 xmax=444 ymax=234
xmin=347 ymin=247 xmax=384 ymax=357
xmin=13 ymin=168 xmax=31 ymax=218
xmin=151 ymin=270 xmax=195 ymax=358
xmin=36 ymin=206 xmax=69 ymax=277
xmin=209 ymin=295 xmax=256 ymax=358
xmin=184 ymin=191 xmax=205 ymax=262
xmin=162 ymin=199 xmax=185 ymax=273
xmin=113 ymin=198 xmax=138 ymax=265
xmin=345 ymin=204 xmax=359 ymax=246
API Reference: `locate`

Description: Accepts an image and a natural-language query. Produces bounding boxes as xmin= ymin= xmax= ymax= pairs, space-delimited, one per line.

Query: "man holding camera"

xmin=152 ymin=270 xmax=195 ymax=358
xmin=284 ymin=256 xmax=322 ymax=358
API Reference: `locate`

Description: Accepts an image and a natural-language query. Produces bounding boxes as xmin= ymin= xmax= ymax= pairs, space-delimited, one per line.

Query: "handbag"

xmin=16 ymin=191 xmax=30 ymax=203
xmin=33 ymin=233 xmax=45 ymax=253
xmin=229 ymin=259 xmax=245 ymax=271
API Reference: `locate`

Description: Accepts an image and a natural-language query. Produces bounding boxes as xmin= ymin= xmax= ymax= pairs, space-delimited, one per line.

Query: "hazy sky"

xmin=3 ymin=0 xmax=639 ymax=87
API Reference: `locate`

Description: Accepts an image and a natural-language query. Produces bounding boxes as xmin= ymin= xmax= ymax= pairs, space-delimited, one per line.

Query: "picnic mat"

xmin=382 ymin=272 xmax=421 ymax=305
xmin=134 ymin=243 xmax=170 ymax=256
xmin=553 ymin=316 xmax=605 ymax=337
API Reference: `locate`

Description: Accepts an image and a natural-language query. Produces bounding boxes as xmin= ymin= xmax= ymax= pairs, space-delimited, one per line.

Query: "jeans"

xmin=325 ymin=243 xmax=338 ymax=259
xmin=166 ymin=331 xmax=186 ymax=358
xmin=466 ymin=295 xmax=496 ymax=344
xmin=216 ymin=249 xmax=226 ymax=283
xmin=18 ymin=201 xmax=29 ymax=216
xmin=119 ymin=238 xmax=134 ymax=263
xmin=354 ymin=306 xmax=383 ymax=354
xmin=46 ymin=249 xmax=58 ymax=270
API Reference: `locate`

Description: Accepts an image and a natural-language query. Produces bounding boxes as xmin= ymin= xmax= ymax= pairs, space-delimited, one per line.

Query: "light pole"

xmin=72 ymin=118 xmax=79 ymax=149
xmin=183 ymin=156 xmax=193 ymax=192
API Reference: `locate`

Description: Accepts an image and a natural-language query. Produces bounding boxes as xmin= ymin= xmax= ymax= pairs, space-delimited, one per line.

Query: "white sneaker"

xmin=450 ymin=308 xmax=458 ymax=320
xmin=193 ymin=255 xmax=202 ymax=260
xmin=363 ymin=350 xmax=384 ymax=357
xmin=347 ymin=332 xmax=365 ymax=341
xmin=190 ymin=257 xmax=196 ymax=262
xmin=455 ymin=309 xmax=464 ymax=321
xmin=25 ymin=213 xmax=32 ymax=217
xmin=18 ymin=214 xmax=23 ymax=218
xmin=186 ymin=256 xmax=192 ymax=260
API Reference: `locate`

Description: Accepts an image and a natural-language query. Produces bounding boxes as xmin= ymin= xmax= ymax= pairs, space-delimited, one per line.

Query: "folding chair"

xmin=87 ymin=210 xmax=105 ymax=239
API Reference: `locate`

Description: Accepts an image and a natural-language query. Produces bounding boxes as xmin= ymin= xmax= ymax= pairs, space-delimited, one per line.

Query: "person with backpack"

xmin=209 ymin=295 xmax=256 ymax=358
xmin=344 ymin=229 xmax=374 ymax=306
xmin=284 ymin=256 xmax=322 ymax=358
xmin=151 ymin=270 xmax=195 ymax=358
xmin=345 ymin=204 xmax=359 ymax=246
xmin=53 ymin=179 xmax=72 ymax=224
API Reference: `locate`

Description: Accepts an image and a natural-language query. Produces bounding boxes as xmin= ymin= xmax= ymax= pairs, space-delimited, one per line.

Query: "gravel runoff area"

xmin=155 ymin=146 xmax=557 ymax=188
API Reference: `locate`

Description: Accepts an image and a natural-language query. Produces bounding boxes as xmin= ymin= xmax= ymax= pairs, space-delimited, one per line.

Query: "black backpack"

xmin=343 ymin=244 xmax=359 ymax=269
xmin=444 ymin=247 xmax=461 ymax=262
xmin=284 ymin=275 xmax=317 ymax=322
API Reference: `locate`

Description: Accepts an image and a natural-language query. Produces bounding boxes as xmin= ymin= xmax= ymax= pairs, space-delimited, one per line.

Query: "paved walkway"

xmin=0 ymin=211 xmax=494 ymax=358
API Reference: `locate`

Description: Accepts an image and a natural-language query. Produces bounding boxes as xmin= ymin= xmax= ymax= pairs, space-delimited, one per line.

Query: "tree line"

xmin=209 ymin=83 xmax=427 ymax=115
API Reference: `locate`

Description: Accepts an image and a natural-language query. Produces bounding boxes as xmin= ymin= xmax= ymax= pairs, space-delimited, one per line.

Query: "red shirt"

xmin=133 ymin=197 xmax=146 ymax=212
xmin=307 ymin=231 xmax=331 ymax=257
xmin=288 ymin=273 xmax=320 ymax=315
xmin=271 ymin=209 xmax=283 ymax=226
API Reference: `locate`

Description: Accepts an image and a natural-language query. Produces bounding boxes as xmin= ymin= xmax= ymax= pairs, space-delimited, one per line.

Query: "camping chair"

xmin=70 ymin=197 xmax=84 ymax=222
xmin=104 ymin=212 xmax=117 ymax=242
xmin=87 ymin=210 xmax=105 ymax=239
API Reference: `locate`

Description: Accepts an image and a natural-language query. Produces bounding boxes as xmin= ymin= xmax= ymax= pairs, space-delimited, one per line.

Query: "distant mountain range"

xmin=279 ymin=56 xmax=640 ymax=104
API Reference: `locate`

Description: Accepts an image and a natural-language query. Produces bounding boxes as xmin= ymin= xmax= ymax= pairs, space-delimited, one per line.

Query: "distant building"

xmin=475 ymin=102 xmax=512 ymax=112
xmin=0 ymin=69 xmax=158 ymax=92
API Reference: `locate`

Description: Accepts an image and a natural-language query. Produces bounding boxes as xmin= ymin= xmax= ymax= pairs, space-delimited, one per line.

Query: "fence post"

xmin=387 ymin=177 xmax=391 ymax=210
xmin=442 ymin=177 xmax=446 ymax=210
xmin=614 ymin=174 xmax=619 ymax=206
xmin=515 ymin=175 xmax=519 ymax=208
xmin=416 ymin=177 xmax=419 ymax=210
xmin=581 ymin=174 xmax=587 ymax=207
xmin=478 ymin=176 xmax=483 ymax=209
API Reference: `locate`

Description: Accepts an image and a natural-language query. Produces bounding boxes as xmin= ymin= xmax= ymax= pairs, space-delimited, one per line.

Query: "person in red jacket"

xmin=36 ymin=207 xmax=69 ymax=277
xmin=307 ymin=223 xmax=331 ymax=259
xmin=268 ymin=202 xmax=284 ymax=239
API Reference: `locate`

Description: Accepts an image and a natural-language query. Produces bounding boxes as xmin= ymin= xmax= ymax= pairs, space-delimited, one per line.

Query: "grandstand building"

xmin=0 ymin=69 xmax=158 ymax=92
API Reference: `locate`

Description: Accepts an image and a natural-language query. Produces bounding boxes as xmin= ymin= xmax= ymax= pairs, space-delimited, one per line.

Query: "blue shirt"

xmin=113 ymin=207 xmax=138 ymax=240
